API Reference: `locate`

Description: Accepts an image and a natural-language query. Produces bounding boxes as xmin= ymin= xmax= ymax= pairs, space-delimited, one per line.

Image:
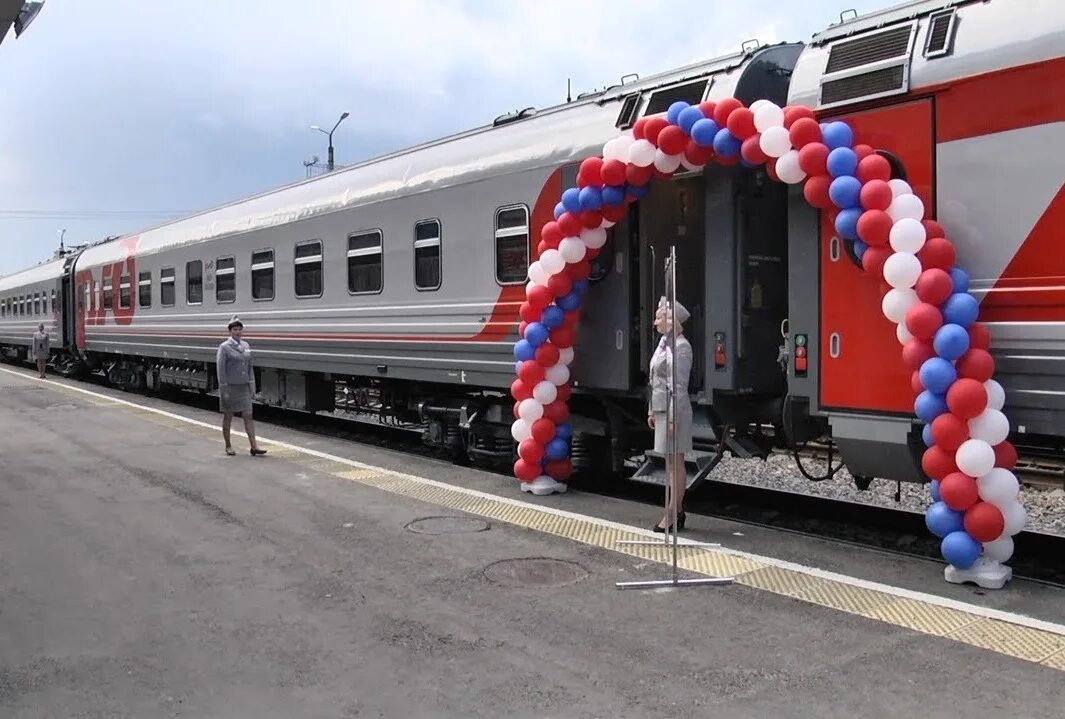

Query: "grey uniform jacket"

xmin=32 ymin=331 xmax=50 ymax=359
xmin=648 ymin=335 xmax=693 ymax=415
xmin=216 ymin=339 xmax=256 ymax=392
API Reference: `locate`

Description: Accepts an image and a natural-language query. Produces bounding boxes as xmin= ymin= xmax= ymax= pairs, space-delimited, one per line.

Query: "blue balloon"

xmin=561 ymin=187 xmax=582 ymax=214
xmin=915 ymin=390 xmax=949 ymax=423
xmin=919 ymin=357 xmax=957 ymax=395
xmin=933 ymin=323 xmax=970 ymax=361
xmin=822 ymin=121 xmax=854 ymax=150
xmin=541 ymin=305 xmax=565 ymax=329
xmin=553 ymin=202 xmax=565 ymax=220
xmin=922 ymin=424 xmax=934 ymax=447
xmin=601 ymin=184 xmax=625 ymax=207
xmin=827 ymin=147 xmax=859 ymax=178
xmin=666 ymin=101 xmax=690 ymax=126
xmin=930 ymin=479 xmax=942 ymax=503
xmin=925 ymin=502 xmax=964 ymax=538
xmin=713 ymin=128 xmax=742 ymax=157
xmin=690 ymin=118 xmax=720 ymax=147
xmin=524 ymin=322 xmax=549 ymax=347
xmin=555 ymin=422 xmax=573 ymax=441
xmin=834 ymin=208 xmax=862 ymax=241
xmin=545 ymin=437 xmax=570 ymax=461
xmin=949 ymin=267 xmax=970 ymax=294
xmin=578 ymin=186 xmax=602 ymax=211
xmin=572 ymin=279 xmax=589 ymax=295
xmin=513 ymin=339 xmax=535 ymax=362
xmin=557 ymin=290 xmax=582 ymax=312
xmin=853 ymin=239 xmax=869 ymax=259
xmin=941 ymin=530 xmax=981 ymax=569
xmin=627 ymin=182 xmax=649 ymax=199
xmin=740 ymin=157 xmax=758 ymax=169
xmin=829 ymin=176 xmax=862 ymax=209
xmin=942 ymin=292 xmax=979 ymax=328
xmin=678 ymin=105 xmax=705 ymax=134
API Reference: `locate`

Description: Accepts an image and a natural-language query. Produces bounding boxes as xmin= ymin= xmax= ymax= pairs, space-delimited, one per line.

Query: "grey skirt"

xmin=652 ymin=407 xmax=693 ymax=454
xmin=220 ymin=383 xmax=254 ymax=414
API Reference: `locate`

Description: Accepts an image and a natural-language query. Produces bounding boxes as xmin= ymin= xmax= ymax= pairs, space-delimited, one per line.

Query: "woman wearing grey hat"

xmin=216 ymin=317 xmax=266 ymax=457
xmin=647 ymin=297 xmax=692 ymax=532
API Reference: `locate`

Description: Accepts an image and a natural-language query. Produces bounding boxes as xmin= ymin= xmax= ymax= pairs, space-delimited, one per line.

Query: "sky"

xmin=0 ymin=0 xmax=893 ymax=276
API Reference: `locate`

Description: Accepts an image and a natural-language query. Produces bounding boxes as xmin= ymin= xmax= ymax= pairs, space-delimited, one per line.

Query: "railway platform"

xmin=1 ymin=365 xmax=1064 ymax=718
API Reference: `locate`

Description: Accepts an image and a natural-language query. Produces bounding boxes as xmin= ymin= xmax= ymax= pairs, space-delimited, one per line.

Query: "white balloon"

xmin=753 ymin=102 xmax=785 ymax=132
xmin=517 ymin=398 xmax=544 ymax=423
xmin=888 ymin=179 xmax=913 ymax=199
xmin=883 ymin=252 xmax=922 ymax=289
xmin=532 ymin=380 xmax=558 ymax=405
xmin=628 ymin=139 xmax=656 ymax=168
xmin=956 ymin=439 xmax=996 ymax=478
xmin=613 ymin=134 xmax=634 ymax=162
xmin=527 ymin=261 xmax=549 ymax=286
xmin=511 ymin=418 xmax=532 ymax=443
xmin=888 ymin=193 xmax=926 ymax=222
xmin=653 ymin=149 xmax=682 ymax=173
xmin=558 ymin=237 xmax=586 ymax=264
xmin=882 ymin=287 xmax=919 ymax=323
xmin=759 ymin=125 xmax=792 ymax=158
xmin=896 ymin=323 xmax=913 ymax=345
xmin=982 ymin=536 xmax=1014 ymax=563
xmin=601 ymin=138 xmax=618 ymax=161
xmin=776 ymin=149 xmax=807 ymax=184
xmin=984 ymin=379 xmax=1005 ymax=411
xmin=1001 ymin=500 xmax=1027 ymax=536
xmin=539 ymin=249 xmax=564 ymax=275
xmin=968 ymin=408 xmax=1010 ymax=445
xmin=600 ymin=218 xmax=617 ymax=229
xmin=749 ymin=99 xmax=771 ymax=113
xmin=558 ymin=347 xmax=575 ymax=366
xmin=977 ymin=468 xmax=1020 ymax=507
xmin=888 ymin=217 xmax=927 ymax=254
xmin=546 ymin=363 xmax=570 ymax=386
xmin=580 ymin=227 xmax=608 ymax=250
xmin=679 ymin=156 xmax=705 ymax=172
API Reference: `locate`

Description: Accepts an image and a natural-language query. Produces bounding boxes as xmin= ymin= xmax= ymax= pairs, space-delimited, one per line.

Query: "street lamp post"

xmin=311 ymin=112 xmax=350 ymax=172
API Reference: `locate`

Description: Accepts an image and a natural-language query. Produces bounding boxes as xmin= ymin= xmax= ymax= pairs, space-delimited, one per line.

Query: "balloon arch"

xmin=508 ymin=96 xmax=1026 ymax=572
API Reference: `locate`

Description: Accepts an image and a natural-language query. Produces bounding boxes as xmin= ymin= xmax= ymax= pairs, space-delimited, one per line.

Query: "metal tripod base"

xmin=616 ymin=576 xmax=735 ymax=590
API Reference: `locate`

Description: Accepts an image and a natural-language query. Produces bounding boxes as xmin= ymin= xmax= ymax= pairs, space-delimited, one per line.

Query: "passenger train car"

xmin=1 ymin=0 xmax=1062 ymax=486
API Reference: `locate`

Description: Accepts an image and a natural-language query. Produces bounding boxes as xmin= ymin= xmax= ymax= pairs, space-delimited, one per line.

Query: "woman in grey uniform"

xmin=32 ymin=323 xmax=50 ymax=378
xmin=216 ymin=317 xmax=267 ymax=457
xmin=647 ymin=298 xmax=692 ymax=533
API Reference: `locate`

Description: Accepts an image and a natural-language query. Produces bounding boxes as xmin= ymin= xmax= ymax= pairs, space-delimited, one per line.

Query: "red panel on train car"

xmin=819 ymin=99 xmax=934 ymax=413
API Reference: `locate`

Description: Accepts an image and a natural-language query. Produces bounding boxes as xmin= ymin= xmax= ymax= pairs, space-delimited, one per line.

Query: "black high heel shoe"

xmin=652 ymin=511 xmax=686 ymax=533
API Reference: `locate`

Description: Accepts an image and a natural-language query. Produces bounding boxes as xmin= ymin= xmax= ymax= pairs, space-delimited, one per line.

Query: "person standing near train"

xmin=216 ymin=317 xmax=267 ymax=457
xmin=647 ymin=298 xmax=693 ymax=533
xmin=32 ymin=323 xmax=50 ymax=378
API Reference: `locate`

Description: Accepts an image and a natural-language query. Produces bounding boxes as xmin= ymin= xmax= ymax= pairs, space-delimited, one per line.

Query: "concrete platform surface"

xmin=1 ymin=367 xmax=1064 ymax=718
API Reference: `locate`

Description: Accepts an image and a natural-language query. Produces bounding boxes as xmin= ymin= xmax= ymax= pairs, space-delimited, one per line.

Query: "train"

xmin=2 ymin=0 xmax=1063 ymax=488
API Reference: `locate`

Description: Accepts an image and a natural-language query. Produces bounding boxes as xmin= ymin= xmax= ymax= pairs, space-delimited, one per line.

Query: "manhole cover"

xmin=405 ymin=516 xmax=490 ymax=535
xmin=483 ymin=558 xmax=588 ymax=588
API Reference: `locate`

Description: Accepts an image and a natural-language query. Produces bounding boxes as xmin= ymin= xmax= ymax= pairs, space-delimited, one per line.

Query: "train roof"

xmin=811 ymin=0 xmax=971 ymax=44
xmin=0 ymin=256 xmax=65 ymax=293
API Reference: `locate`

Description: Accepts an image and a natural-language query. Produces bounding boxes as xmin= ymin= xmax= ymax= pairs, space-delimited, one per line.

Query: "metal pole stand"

xmin=616 ymin=246 xmax=734 ymax=591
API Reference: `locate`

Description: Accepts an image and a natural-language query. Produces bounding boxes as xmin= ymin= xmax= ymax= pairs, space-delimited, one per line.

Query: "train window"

xmin=347 ymin=230 xmax=383 ymax=294
xmin=50 ymin=289 xmax=56 ymax=314
xmin=186 ymin=260 xmax=203 ymax=305
xmin=294 ymin=240 xmax=323 ymax=298
xmin=251 ymin=249 xmax=274 ymax=301
xmin=160 ymin=267 xmax=176 ymax=306
xmin=495 ymin=205 xmax=530 ymax=285
xmin=102 ymin=276 xmax=113 ymax=311
xmin=414 ymin=220 xmax=441 ymax=291
xmin=138 ymin=271 xmax=152 ymax=308
xmin=32 ymin=292 xmax=38 ymax=315
xmin=119 ymin=273 xmax=132 ymax=309
xmin=216 ymin=256 xmax=236 ymax=304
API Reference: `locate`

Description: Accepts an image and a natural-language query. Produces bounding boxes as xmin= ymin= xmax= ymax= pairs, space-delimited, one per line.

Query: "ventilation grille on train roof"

xmin=643 ymin=79 xmax=708 ymax=116
xmin=924 ymin=9 xmax=957 ymax=58
xmin=819 ymin=23 xmax=915 ymax=110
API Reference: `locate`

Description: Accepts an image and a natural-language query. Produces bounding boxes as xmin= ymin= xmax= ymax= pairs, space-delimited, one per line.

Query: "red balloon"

xmin=643 ymin=115 xmax=669 ymax=145
xmin=517 ymin=360 xmax=545 ymax=385
xmin=922 ymin=219 xmax=946 ymax=239
xmin=911 ymin=370 xmax=924 ymax=396
xmin=956 ymin=349 xmax=995 ymax=382
xmin=922 ymin=445 xmax=958 ymax=480
xmin=518 ymin=321 xmax=528 ymax=337
xmin=558 ymin=212 xmax=582 ymax=237
xmin=579 ymin=157 xmax=603 ymax=187
xmin=712 ymin=98 xmax=743 ymax=127
xmin=931 ymin=413 xmax=970 ymax=451
xmin=535 ymin=342 xmax=560 ymax=367
xmin=905 ymin=302 xmax=943 ymax=341
xmin=544 ymin=458 xmax=573 ymax=481
xmin=511 ymin=379 xmax=533 ymax=401
xmin=514 ymin=458 xmax=540 ymax=482
xmin=763 ymin=158 xmax=779 ymax=182
xmin=946 ymin=378 xmax=988 ymax=420
xmin=969 ymin=322 xmax=991 ymax=351
xmin=859 ymin=180 xmax=893 ymax=211
xmin=555 ymin=383 xmax=572 ymax=402
xmin=531 ymin=417 xmax=556 ymax=444
xmin=915 ymin=268 xmax=953 ymax=306
xmin=940 ymin=472 xmax=980 ymax=511
xmin=543 ymin=400 xmax=570 ymax=424
xmin=625 ymin=163 xmax=653 ymax=187
xmin=698 ymin=100 xmax=717 ymax=119
xmin=562 ymin=311 xmax=579 ymax=329
xmin=550 ymin=327 xmax=576 ymax=348
xmin=685 ymin=140 xmax=714 ymax=166
xmin=783 ymin=105 xmax=816 ymax=128
xmin=547 ymin=273 xmax=573 ymax=298
xmin=993 ymin=440 xmax=1018 ymax=470
xmin=740 ymin=135 xmax=769 ymax=165
xmin=580 ymin=210 xmax=603 ymax=229
xmin=658 ymin=125 xmax=689 ymax=156
xmin=512 ymin=401 xmax=521 ymax=419
xmin=856 ymin=154 xmax=891 ymax=183
xmin=917 ymin=236 xmax=956 ymax=271
xmin=601 ymin=158 xmax=626 ymax=186
xmin=585 ymin=247 xmax=600 ymax=261
xmin=602 ymin=204 xmax=627 ymax=222
xmin=632 ymin=117 xmax=648 ymax=140
xmin=652 ymin=167 xmax=675 ymax=181
xmin=802 ymin=175 xmax=833 ymax=209
xmin=519 ymin=301 xmax=539 ymax=323
xmin=566 ymin=260 xmax=591 ymax=281
xmin=716 ymin=154 xmax=739 ymax=167
xmin=798 ymin=143 xmax=829 ymax=176
xmin=726 ymin=108 xmax=757 ymax=140
xmin=518 ymin=438 xmax=545 ymax=464
xmin=903 ymin=339 xmax=936 ymax=371
xmin=789 ymin=117 xmax=822 ymax=149
xmin=527 ymin=284 xmax=552 ymax=310
xmin=541 ymin=221 xmax=563 ymax=245
xmin=535 ymin=240 xmax=549 ymax=257
xmin=857 ymin=210 xmax=893 ymax=246
xmin=861 ymin=245 xmax=891 ymax=278
xmin=853 ymin=144 xmax=875 ymax=161
xmin=964 ymin=501 xmax=1006 ymax=542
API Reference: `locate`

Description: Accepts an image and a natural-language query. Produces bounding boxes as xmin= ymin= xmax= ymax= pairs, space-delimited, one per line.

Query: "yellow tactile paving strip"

xmin=18 ymin=372 xmax=1065 ymax=673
